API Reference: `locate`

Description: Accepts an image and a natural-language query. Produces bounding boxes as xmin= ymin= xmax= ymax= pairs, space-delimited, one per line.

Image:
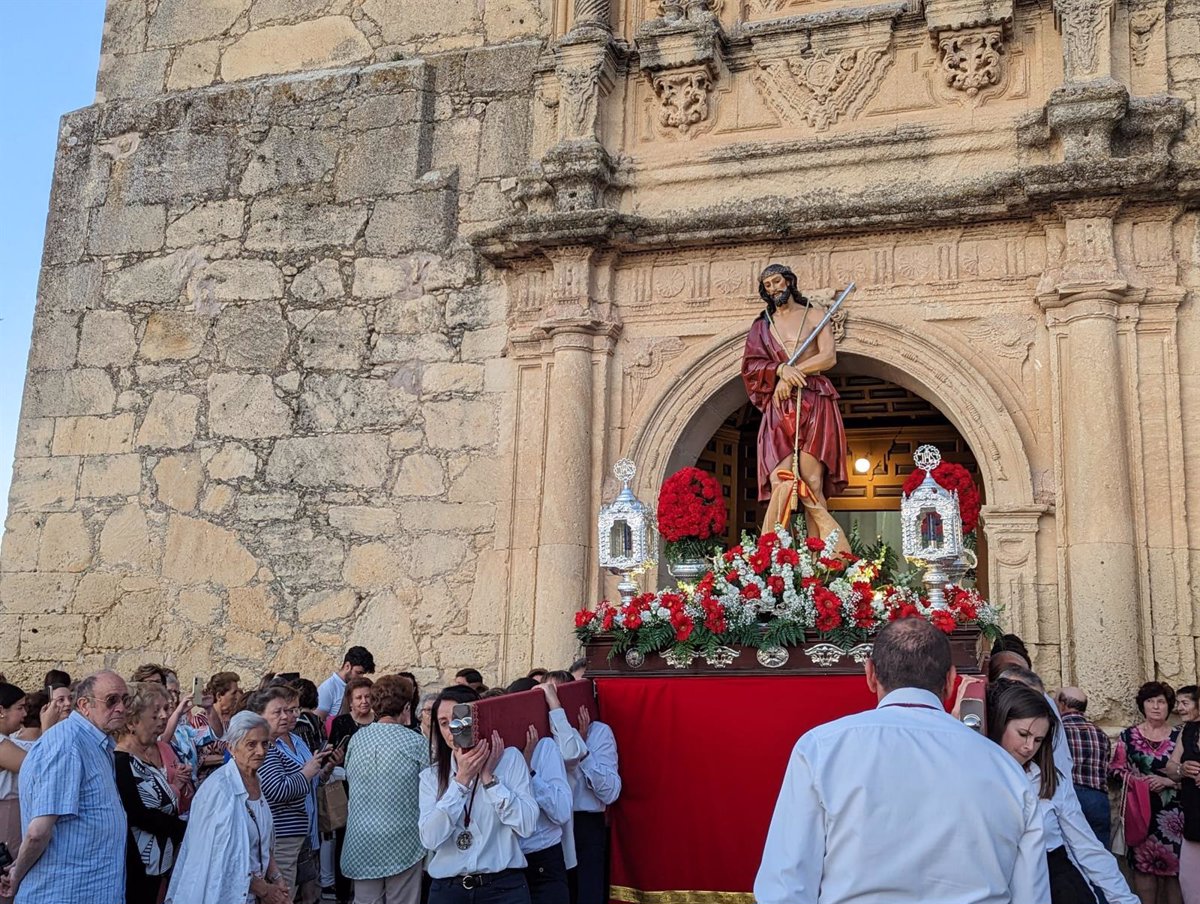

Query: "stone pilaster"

xmin=509 ymin=247 xmax=622 ymax=668
xmin=980 ymin=505 xmax=1047 ymax=650
xmin=1037 ymin=199 xmax=1145 ymax=715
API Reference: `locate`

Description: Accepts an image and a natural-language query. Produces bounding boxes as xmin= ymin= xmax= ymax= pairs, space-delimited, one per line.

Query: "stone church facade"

xmin=1 ymin=0 xmax=1197 ymax=717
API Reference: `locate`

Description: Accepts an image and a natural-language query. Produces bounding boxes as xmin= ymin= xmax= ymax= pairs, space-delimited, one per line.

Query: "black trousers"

xmin=525 ymin=844 xmax=569 ymax=904
xmin=568 ymin=812 xmax=608 ymax=904
xmin=429 ymin=869 xmax=532 ymax=904
xmin=1048 ymin=846 xmax=1098 ymax=904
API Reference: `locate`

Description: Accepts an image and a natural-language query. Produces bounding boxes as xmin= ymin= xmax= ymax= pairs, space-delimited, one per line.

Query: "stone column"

xmin=1037 ymin=200 xmax=1144 ymax=715
xmin=531 ymin=248 xmax=621 ymax=667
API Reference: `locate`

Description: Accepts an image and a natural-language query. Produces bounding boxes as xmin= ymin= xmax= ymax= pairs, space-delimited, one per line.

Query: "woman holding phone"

xmin=419 ymin=685 xmax=539 ymax=904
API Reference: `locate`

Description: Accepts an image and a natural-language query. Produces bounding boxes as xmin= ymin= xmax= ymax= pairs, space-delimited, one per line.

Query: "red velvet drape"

xmin=595 ymin=676 xmax=878 ymax=903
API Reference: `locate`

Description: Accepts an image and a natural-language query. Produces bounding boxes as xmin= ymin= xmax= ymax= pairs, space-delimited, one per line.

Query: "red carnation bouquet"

xmin=657 ymin=466 xmax=728 ymax=564
xmin=902 ymin=461 xmax=981 ymax=534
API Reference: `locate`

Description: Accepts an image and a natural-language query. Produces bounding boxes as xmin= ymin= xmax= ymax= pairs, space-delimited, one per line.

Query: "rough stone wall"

xmin=0 ymin=38 xmax=541 ymax=689
xmin=98 ymin=0 xmax=552 ymax=101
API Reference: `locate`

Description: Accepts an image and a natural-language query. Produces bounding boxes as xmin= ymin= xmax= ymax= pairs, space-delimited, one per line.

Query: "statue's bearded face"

xmin=762 ymin=272 xmax=791 ymax=305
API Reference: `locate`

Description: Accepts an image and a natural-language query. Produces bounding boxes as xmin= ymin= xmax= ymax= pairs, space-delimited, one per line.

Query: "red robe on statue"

xmin=741 ymin=316 xmax=849 ymax=503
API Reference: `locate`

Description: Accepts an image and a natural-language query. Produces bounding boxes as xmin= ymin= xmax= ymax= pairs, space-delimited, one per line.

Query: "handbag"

xmin=1125 ymin=775 xmax=1153 ymax=848
xmin=318 ymin=778 xmax=348 ymax=833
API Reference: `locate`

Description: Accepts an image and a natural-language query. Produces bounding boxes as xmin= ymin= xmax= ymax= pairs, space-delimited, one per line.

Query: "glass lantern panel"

xmin=920 ymin=510 xmax=944 ymax=549
xmin=609 ymin=520 xmax=633 ymax=558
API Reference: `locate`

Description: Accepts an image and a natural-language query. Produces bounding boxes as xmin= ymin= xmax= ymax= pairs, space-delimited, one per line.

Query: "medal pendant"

xmin=456 ymin=830 xmax=474 ymax=851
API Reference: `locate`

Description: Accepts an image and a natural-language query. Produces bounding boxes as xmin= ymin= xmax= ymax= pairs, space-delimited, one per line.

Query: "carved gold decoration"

xmin=938 ymin=29 xmax=1005 ymax=97
xmin=651 ymin=69 xmax=714 ymax=137
xmin=752 ymin=48 xmax=892 ymax=132
xmin=1129 ymin=10 xmax=1160 ymax=66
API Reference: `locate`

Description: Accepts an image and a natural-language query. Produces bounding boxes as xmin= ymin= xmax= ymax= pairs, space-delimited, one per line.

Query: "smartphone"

xmin=0 ymin=841 xmax=12 ymax=872
xmin=192 ymin=676 xmax=202 ymax=701
xmin=336 ymin=734 xmax=352 ymax=752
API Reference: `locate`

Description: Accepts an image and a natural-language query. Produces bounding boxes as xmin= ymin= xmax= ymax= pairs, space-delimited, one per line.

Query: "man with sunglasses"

xmin=0 ymin=671 xmax=130 ymax=904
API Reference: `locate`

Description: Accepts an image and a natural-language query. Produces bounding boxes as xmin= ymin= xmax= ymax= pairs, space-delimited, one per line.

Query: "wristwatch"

xmin=483 ymin=777 xmax=500 ymax=789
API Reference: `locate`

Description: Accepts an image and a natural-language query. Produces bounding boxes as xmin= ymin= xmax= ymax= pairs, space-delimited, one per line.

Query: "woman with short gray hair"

xmin=166 ymin=711 xmax=290 ymax=904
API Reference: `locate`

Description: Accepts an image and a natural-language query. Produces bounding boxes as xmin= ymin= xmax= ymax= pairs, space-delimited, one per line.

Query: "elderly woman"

xmin=115 ymin=681 xmax=187 ymax=903
xmin=249 ymin=686 xmax=338 ymax=904
xmin=341 ymin=676 xmax=427 ymax=904
xmin=166 ymin=711 xmax=290 ymax=904
xmin=1112 ymin=681 xmax=1185 ymax=904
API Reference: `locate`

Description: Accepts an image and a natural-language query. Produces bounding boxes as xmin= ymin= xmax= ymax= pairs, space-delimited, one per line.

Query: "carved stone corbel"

xmin=924 ymin=0 xmax=1012 ymax=102
xmin=636 ymin=2 xmax=726 ymax=139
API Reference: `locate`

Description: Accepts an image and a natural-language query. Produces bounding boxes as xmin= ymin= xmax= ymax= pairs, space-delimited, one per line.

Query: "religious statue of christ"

xmin=741 ymin=263 xmax=850 ymax=551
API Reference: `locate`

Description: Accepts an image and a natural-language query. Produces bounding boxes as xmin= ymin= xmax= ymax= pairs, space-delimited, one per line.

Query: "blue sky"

xmin=0 ymin=1 xmax=106 ymax=529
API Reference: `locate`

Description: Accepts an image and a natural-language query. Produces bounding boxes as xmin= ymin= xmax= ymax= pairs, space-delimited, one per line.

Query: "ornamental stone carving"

xmin=752 ymin=48 xmax=893 ymax=131
xmin=1053 ymin=0 xmax=1114 ymax=80
xmin=636 ymin=0 xmax=725 ymax=140
xmin=651 ymin=69 xmax=714 ymax=137
xmin=1129 ymin=10 xmax=1161 ymax=66
xmin=938 ymin=29 xmax=1005 ymax=98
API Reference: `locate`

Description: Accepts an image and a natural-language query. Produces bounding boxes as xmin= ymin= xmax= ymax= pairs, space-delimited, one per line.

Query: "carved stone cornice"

xmin=1043 ymin=78 xmax=1127 ymax=161
xmin=980 ymin=505 xmax=1047 ymax=531
xmin=924 ymin=0 xmax=1012 ymax=33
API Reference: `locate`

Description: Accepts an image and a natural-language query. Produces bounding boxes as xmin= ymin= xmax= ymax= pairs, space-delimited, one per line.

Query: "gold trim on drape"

xmin=610 ymin=886 xmax=756 ymax=904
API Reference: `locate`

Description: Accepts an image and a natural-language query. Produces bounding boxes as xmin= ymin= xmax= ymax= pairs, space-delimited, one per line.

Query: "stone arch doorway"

xmin=625 ymin=318 xmax=1042 ymax=633
xmin=683 ymin=368 xmax=988 ymax=587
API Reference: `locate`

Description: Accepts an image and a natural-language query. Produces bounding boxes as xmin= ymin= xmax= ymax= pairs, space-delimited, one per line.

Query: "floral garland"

xmin=575 ymin=528 xmax=1000 ymax=662
xmin=902 ymin=461 xmax=981 ymax=534
xmin=657 ymin=466 xmax=728 ymax=563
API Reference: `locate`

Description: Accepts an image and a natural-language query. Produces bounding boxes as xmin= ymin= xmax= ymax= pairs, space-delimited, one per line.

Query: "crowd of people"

xmin=0 ymin=650 xmax=616 ymax=904
xmin=755 ymin=622 xmax=1200 ymax=904
xmin=5 ymin=623 xmax=1200 ymax=904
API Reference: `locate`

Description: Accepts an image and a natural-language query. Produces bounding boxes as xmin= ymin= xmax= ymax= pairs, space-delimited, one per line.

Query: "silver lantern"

xmin=597 ymin=459 xmax=660 ymax=606
xmin=900 ymin=445 xmax=964 ymax=609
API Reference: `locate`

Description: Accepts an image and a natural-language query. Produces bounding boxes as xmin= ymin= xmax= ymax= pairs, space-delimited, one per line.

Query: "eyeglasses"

xmin=88 ymin=693 xmax=132 ymax=709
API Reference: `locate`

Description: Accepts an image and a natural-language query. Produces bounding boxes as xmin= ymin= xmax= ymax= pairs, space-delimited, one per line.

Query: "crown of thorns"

xmin=758 ymin=264 xmax=800 ymax=305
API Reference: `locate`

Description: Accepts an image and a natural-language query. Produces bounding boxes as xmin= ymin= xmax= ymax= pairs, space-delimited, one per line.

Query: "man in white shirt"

xmin=543 ymin=671 xmax=621 ymax=904
xmin=755 ymin=618 xmax=1050 ymax=904
xmin=315 ymin=645 xmax=375 ymax=720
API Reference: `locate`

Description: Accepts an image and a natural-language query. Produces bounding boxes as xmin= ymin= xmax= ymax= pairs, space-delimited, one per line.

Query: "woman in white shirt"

xmin=419 ymin=685 xmax=539 ymax=904
xmin=166 ymin=711 xmax=289 ymax=904
xmin=987 ymin=680 xmax=1139 ymax=904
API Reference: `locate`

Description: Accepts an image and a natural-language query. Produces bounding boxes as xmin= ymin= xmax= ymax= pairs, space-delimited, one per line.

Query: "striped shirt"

xmin=1061 ymin=712 xmax=1112 ymax=792
xmin=258 ymin=733 xmax=318 ymax=846
xmin=16 ymin=712 xmax=127 ymax=904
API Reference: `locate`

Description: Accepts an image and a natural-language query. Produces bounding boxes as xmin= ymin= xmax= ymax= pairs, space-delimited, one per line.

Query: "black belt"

xmin=440 ymin=867 xmax=523 ymax=890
